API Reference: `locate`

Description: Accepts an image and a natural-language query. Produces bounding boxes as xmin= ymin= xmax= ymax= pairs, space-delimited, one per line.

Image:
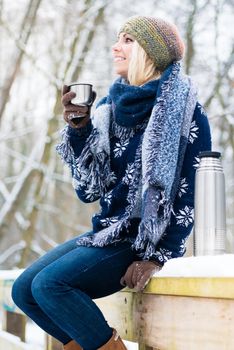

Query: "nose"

xmin=112 ymin=40 xmax=121 ymax=52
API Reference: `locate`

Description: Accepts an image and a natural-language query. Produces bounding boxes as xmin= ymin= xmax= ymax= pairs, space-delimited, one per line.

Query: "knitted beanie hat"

xmin=119 ymin=16 xmax=185 ymax=72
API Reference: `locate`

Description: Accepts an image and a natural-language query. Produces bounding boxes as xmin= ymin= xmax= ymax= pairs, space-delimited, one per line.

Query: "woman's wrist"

xmin=67 ymin=119 xmax=92 ymax=137
xmin=148 ymin=260 xmax=163 ymax=269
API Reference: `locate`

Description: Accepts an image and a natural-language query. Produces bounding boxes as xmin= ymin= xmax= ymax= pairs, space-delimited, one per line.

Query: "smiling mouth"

xmin=114 ymin=57 xmax=126 ymax=62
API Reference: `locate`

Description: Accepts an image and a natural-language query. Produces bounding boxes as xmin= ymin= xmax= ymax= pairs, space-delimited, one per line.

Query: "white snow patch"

xmin=26 ymin=321 xmax=44 ymax=348
xmin=124 ymin=340 xmax=138 ymax=350
xmin=0 ymin=329 xmax=42 ymax=350
xmin=155 ymin=254 xmax=234 ymax=277
xmin=0 ymin=269 xmax=24 ymax=279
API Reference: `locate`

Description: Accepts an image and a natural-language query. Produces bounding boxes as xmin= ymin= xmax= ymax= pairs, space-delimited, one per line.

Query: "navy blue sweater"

xmin=66 ymin=101 xmax=211 ymax=265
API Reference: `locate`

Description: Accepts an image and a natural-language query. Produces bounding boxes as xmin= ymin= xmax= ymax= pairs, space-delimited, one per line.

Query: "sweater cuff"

xmin=67 ymin=120 xmax=92 ymax=137
xmin=148 ymin=259 xmax=163 ymax=268
xmin=147 ymin=248 xmax=174 ymax=266
xmin=148 ymin=255 xmax=165 ymax=267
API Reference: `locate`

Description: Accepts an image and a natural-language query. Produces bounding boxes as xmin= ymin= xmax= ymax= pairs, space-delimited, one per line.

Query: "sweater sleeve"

xmin=66 ymin=96 xmax=108 ymax=157
xmin=56 ymin=97 xmax=108 ymax=203
xmin=149 ymin=102 xmax=212 ymax=266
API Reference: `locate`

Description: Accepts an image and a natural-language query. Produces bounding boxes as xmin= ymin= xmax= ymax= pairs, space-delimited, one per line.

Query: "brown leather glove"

xmin=120 ymin=261 xmax=162 ymax=292
xmin=61 ymin=85 xmax=96 ymax=129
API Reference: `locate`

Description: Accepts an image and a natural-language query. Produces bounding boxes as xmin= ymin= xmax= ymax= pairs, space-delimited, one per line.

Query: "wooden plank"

xmin=1 ymin=276 xmax=234 ymax=315
xmin=95 ymin=291 xmax=234 ymax=349
xmin=95 ymin=291 xmax=136 ymax=341
xmin=134 ymin=294 xmax=234 ymax=350
xmin=46 ymin=335 xmax=63 ymax=350
xmin=145 ymin=277 xmax=234 ymax=299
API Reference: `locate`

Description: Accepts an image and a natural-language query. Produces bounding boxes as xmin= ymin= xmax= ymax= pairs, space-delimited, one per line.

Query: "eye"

xmin=125 ymin=37 xmax=134 ymax=43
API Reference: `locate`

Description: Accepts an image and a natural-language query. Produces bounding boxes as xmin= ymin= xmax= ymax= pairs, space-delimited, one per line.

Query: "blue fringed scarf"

xmin=60 ymin=63 xmax=197 ymax=260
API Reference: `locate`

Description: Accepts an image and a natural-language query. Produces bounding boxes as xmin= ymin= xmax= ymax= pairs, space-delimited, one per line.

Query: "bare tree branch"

xmin=0 ymin=16 xmax=61 ymax=88
xmin=0 ymin=0 xmax=42 ymax=122
xmin=204 ymin=44 xmax=234 ymax=108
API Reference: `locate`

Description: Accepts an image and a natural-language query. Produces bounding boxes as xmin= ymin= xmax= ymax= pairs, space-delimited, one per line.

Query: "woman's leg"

xmin=12 ymin=233 xmax=92 ymax=345
xmin=30 ymin=241 xmax=137 ymax=350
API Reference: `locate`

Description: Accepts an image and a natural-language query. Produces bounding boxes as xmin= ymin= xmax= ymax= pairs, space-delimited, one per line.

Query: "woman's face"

xmin=112 ymin=32 xmax=135 ymax=78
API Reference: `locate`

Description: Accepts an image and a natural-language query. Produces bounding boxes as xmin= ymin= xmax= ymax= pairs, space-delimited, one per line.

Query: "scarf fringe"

xmin=132 ymin=187 xmax=172 ymax=259
xmin=73 ymin=129 xmax=116 ymax=196
xmin=56 ymin=126 xmax=75 ymax=166
xmin=76 ymin=219 xmax=128 ymax=247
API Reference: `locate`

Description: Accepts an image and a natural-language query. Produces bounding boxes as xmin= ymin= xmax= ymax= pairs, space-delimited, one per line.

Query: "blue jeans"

xmin=12 ymin=232 xmax=138 ymax=350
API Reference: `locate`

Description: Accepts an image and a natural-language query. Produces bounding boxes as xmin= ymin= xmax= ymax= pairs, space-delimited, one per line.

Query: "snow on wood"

xmin=156 ymin=254 xmax=234 ymax=277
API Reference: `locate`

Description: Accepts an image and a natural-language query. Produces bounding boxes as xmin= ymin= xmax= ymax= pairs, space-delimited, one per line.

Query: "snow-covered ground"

xmin=0 ymin=329 xmax=42 ymax=350
xmin=0 ymin=269 xmax=23 ymax=279
xmin=26 ymin=321 xmax=44 ymax=349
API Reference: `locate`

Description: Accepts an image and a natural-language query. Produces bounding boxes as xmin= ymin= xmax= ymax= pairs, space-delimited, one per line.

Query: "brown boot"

xmin=98 ymin=329 xmax=127 ymax=350
xmin=64 ymin=339 xmax=82 ymax=350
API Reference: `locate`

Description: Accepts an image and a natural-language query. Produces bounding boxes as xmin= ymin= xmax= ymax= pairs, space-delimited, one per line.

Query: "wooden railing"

xmin=0 ymin=270 xmax=234 ymax=349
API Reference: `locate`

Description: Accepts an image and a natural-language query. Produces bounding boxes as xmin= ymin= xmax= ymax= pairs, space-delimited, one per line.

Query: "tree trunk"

xmin=0 ymin=0 xmax=42 ymax=122
xmin=184 ymin=0 xmax=197 ymax=74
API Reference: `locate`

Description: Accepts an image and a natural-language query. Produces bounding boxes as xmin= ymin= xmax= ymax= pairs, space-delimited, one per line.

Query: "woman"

xmin=12 ymin=16 xmax=211 ymax=350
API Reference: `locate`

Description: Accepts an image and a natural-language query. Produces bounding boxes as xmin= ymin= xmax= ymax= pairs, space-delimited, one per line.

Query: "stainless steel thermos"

xmin=193 ymin=151 xmax=226 ymax=256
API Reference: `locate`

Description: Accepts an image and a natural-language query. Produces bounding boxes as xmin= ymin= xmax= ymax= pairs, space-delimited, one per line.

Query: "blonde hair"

xmin=128 ymin=41 xmax=161 ymax=86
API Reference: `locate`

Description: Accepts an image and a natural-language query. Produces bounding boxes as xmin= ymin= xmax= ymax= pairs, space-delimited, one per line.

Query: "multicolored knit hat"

xmin=119 ymin=16 xmax=185 ymax=72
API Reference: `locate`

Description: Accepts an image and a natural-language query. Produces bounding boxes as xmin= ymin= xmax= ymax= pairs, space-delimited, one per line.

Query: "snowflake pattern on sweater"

xmin=178 ymin=177 xmax=189 ymax=197
xmin=58 ymin=101 xmax=211 ymax=265
xmin=113 ymin=140 xmax=130 ymax=158
xmin=189 ymin=120 xmax=199 ymax=144
xmin=175 ymin=206 xmax=194 ymax=227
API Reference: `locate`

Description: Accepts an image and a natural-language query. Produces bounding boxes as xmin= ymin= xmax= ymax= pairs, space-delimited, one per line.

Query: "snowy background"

xmin=0 ymin=0 xmax=233 ymax=348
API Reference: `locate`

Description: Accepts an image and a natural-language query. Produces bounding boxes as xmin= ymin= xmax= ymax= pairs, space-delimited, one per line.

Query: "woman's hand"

xmin=120 ymin=261 xmax=162 ymax=292
xmin=61 ymin=85 xmax=95 ymax=129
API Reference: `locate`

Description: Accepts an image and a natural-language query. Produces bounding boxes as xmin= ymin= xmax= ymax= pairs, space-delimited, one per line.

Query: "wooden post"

xmin=46 ymin=335 xmax=63 ymax=350
xmin=2 ymin=310 xmax=27 ymax=342
xmin=136 ymin=293 xmax=154 ymax=350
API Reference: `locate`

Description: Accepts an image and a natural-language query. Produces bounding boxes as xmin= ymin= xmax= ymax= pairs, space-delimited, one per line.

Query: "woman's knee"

xmin=31 ymin=267 xmax=61 ymax=304
xmin=11 ymin=271 xmax=35 ymax=309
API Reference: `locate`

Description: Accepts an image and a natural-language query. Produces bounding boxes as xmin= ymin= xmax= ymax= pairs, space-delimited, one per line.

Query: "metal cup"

xmin=69 ymin=83 xmax=93 ymax=106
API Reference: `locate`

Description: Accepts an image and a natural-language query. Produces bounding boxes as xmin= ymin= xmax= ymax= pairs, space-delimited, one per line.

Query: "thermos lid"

xmin=199 ymin=151 xmax=221 ymax=158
